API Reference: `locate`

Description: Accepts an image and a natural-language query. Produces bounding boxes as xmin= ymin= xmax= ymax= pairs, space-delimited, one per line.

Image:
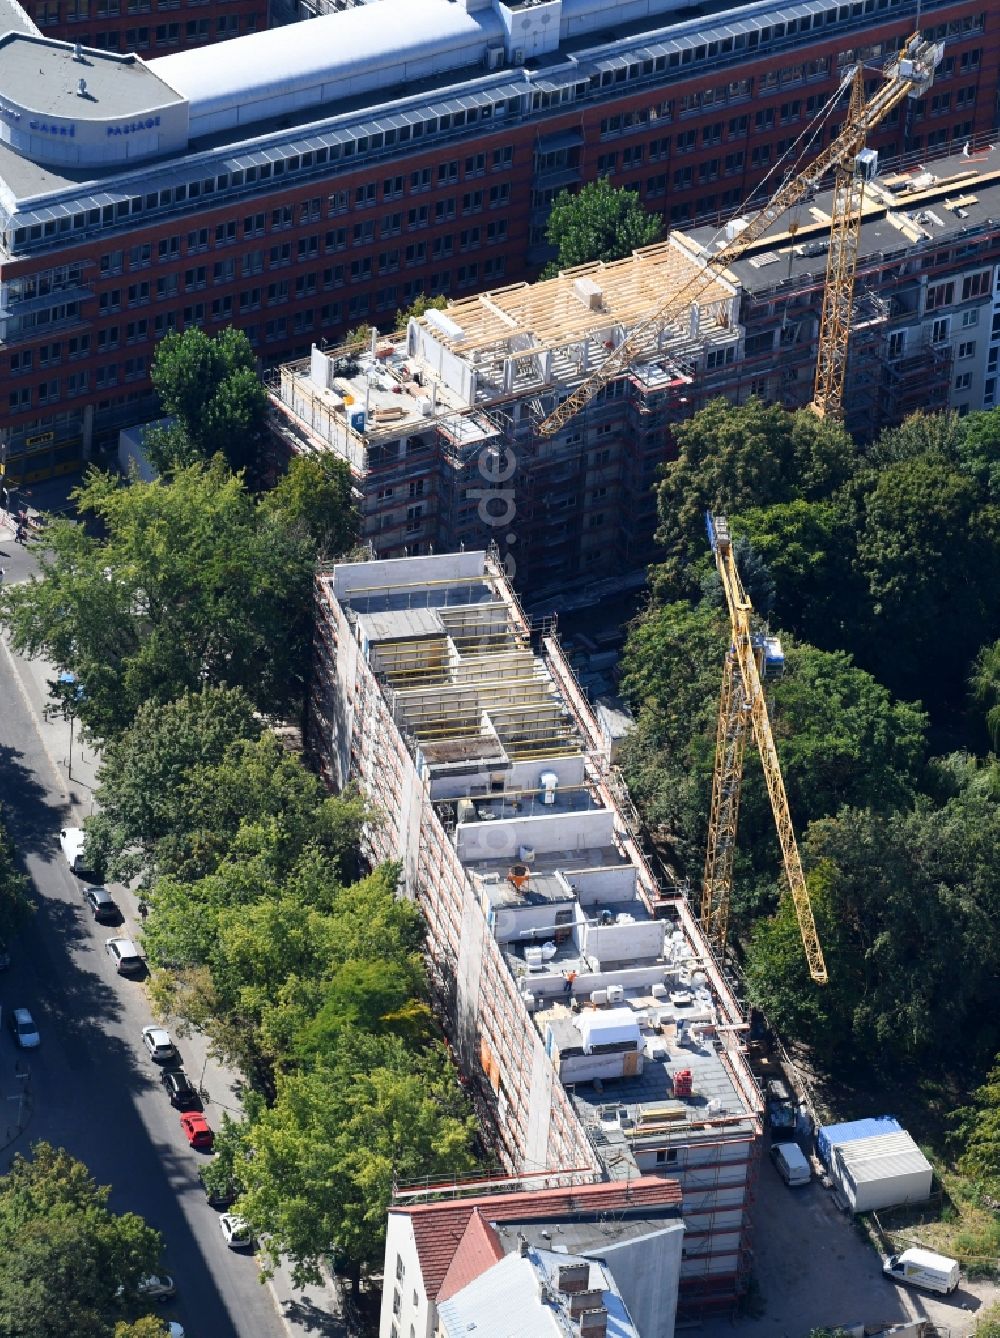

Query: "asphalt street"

xmin=0 ymin=501 xmax=288 ymax=1338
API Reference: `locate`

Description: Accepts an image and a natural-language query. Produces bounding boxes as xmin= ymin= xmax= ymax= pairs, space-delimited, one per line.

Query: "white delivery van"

xmin=59 ymin=826 xmax=89 ymax=874
xmin=883 ymin=1247 xmax=960 ymax=1295
xmin=770 ymin=1141 xmax=811 ymax=1186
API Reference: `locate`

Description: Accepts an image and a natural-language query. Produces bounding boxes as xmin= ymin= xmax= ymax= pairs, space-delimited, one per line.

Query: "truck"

xmin=882 ymin=1247 xmax=960 ymax=1295
xmin=766 ymin=1077 xmax=796 ymax=1141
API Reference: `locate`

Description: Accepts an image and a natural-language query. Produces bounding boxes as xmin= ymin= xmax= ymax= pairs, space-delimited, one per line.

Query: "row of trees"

xmin=619 ymin=398 xmax=1000 ymax=1079
xmin=0 ymin=330 xmax=476 ymax=1294
xmin=2 ymin=452 xmax=353 ymax=738
xmin=87 ymin=686 xmax=477 ymax=1286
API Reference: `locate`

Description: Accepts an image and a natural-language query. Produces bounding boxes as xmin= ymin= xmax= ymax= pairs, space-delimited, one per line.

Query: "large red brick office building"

xmin=0 ymin=0 xmax=996 ymax=481
xmin=14 ymin=0 xmax=269 ymax=60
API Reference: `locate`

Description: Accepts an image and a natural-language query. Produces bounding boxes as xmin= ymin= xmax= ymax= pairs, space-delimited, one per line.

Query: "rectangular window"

xmin=955 ymin=371 xmax=972 ymax=391
xmin=962 ymin=270 xmax=991 ymax=301
xmin=925 ymin=281 xmax=954 ymax=311
xmin=958 ymin=340 xmax=976 ymax=360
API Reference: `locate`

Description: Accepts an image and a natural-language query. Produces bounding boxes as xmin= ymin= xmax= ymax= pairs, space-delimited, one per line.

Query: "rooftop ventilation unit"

xmin=485 ymin=45 xmax=504 ymax=69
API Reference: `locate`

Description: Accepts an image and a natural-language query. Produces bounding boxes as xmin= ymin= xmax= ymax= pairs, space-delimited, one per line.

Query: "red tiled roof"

xmin=399 ymin=1175 xmax=682 ymax=1301
xmin=437 ymin=1209 xmax=504 ymax=1304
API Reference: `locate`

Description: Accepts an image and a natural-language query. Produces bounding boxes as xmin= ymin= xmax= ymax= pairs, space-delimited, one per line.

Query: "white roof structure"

xmin=836 ymin=1132 xmax=932 ymax=1185
xmin=151 ymin=0 xmax=504 ymax=137
xmin=576 ymin=1008 xmax=641 ymax=1054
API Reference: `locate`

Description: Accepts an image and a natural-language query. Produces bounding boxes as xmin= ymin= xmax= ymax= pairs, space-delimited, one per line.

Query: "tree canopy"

xmin=622 ymin=397 xmax=1000 ymax=1093
xmin=0 ymin=462 xmax=316 ymax=737
xmin=0 ymin=1142 xmax=162 ymax=1338
xmin=145 ymin=327 xmax=269 ymax=480
xmin=543 ymin=179 xmax=662 ymax=277
xmin=0 ymin=807 xmax=31 ymax=948
xmin=653 ymin=397 xmax=856 ymax=601
xmin=263 ymin=454 xmax=358 ymax=561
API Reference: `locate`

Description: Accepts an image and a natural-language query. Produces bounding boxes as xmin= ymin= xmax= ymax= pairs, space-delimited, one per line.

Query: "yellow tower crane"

xmin=536 ymin=31 xmax=942 ymax=436
xmin=702 ymin=514 xmax=827 ymax=984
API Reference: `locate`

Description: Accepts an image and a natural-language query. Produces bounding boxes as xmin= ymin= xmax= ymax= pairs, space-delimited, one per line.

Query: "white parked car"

xmin=105 ymin=937 xmax=144 ymax=976
xmin=8 ymin=1007 xmax=40 ymax=1049
xmin=141 ymin=1025 xmax=177 ymax=1064
xmin=220 ymin=1213 xmax=253 ymax=1250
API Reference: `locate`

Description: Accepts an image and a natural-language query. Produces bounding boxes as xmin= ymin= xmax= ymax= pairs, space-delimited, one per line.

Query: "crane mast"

xmin=702 ymin=514 xmax=828 ymax=985
xmin=536 ymin=31 xmax=943 ymax=436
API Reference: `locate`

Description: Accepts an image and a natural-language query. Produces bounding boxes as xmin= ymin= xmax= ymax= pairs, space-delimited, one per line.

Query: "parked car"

xmin=137 ymin=1273 xmax=177 ymax=1301
xmin=84 ymin=886 xmax=119 ymax=923
xmin=161 ymin=1069 xmax=199 ymax=1110
xmin=118 ymin=1273 xmax=177 ymax=1304
xmin=8 ymin=1007 xmax=39 ymax=1049
xmin=105 ymin=937 xmax=144 ymax=976
xmin=59 ymin=826 xmax=94 ymax=876
xmin=180 ymin=1111 xmax=214 ymax=1150
xmin=141 ymin=1025 xmax=177 ymax=1064
xmin=219 ymin=1213 xmax=252 ymax=1250
xmin=201 ymin=1172 xmax=236 ymax=1209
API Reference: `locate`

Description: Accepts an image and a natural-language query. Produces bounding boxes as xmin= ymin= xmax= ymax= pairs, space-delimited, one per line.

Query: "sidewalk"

xmin=0 ymin=502 xmax=357 ymax=1338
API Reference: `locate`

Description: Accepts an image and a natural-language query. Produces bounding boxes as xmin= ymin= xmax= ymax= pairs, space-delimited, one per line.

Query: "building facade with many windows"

xmin=0 ymin=0 xmax=997 ymax=481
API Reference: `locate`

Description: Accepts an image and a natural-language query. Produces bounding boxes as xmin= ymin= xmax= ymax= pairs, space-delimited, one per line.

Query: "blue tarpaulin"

xmin=817 ymin=1116 xmax=902 ymax=1166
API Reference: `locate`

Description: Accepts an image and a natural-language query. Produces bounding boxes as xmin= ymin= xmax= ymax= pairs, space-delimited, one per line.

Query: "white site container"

xmin=833 ymin=1131 xmax=932 ymax=1213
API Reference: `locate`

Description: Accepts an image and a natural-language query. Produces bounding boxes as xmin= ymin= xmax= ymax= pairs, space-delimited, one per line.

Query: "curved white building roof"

xmin=151 ymin=0 xmax=504 ymax=138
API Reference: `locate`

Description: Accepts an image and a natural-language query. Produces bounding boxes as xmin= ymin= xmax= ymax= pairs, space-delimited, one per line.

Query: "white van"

xmin=883 ymin=1248 xmax=959 ymax=1295
xmin=770 ymin=1141 xmax=811 ymax=1186
xmin=59 ymin=826 xmax=89 ymax=874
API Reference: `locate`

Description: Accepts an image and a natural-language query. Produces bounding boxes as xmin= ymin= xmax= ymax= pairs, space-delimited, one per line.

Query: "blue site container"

xmin=817 ymin=1116 xmax=902 ymax=1166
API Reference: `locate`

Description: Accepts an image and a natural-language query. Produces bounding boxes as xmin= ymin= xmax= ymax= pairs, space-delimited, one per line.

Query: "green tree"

xmin=956 ymin=1057 xmax=1000 ymax=1196
xmin=395 ymin=292 xmax=448 ymax=326
xmin=619 ymin=599 xmax=927 ymax=896
xmin=264 ymin=454 xmax=358 ymax=560
xmin=0 ymin=1143 xmax=162 ymax=1338
xmin=729 ymin=499 xmax=865 ymax=651
xmin=851 ymin=452 xmax=1000 ymax=702
xmin=234 ymin=1031 xmax=477 ymax=1288
xmin=543 ymin=179 xmax=661 ymax=276
xmin=84 ymin=686 xmax=261 ymax=884
xmin=653 ymin=398 xmax=856 ymax=601
xmin=146 ymin=327 xmax=269 ymax=479
xmin=0 ymin=462 xmax=316 ymax=736
xmin=114 ymin=1321 xmax=172 ymax=1338
xmin=747 ymin=765 xmax=1000 ymax=1066
xmin=618 ymin=600 xmax=727 ymax=869
xmin=970 ymin=639 xmax=1000 ymax=749
xmin=0 ymin=808 xmax=31 ymax=949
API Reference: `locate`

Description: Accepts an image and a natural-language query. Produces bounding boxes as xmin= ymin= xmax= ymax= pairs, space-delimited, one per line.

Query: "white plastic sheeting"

xmin=576 ymin=1007 xmax=641 ymax=1053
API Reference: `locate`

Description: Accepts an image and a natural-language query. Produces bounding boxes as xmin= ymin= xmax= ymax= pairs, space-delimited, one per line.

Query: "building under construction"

xmin=686 ymin=140 xmax=1000 ymax=439
xmin=273 ymin=142 xmax=1000 ymax=594
xmin=313 ymin=549 xmax=763 ymax=1313
xmin=271 ymin=235 xmax=741 ymax=593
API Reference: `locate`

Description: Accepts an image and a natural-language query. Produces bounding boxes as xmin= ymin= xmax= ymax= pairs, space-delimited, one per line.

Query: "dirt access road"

xmin=696 ymin=1152 xmax=999 ymax=1338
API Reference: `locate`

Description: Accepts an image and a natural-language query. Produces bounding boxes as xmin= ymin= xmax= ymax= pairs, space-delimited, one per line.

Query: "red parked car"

xmin=180 ymin=1111 xmax=214 ymax=1150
